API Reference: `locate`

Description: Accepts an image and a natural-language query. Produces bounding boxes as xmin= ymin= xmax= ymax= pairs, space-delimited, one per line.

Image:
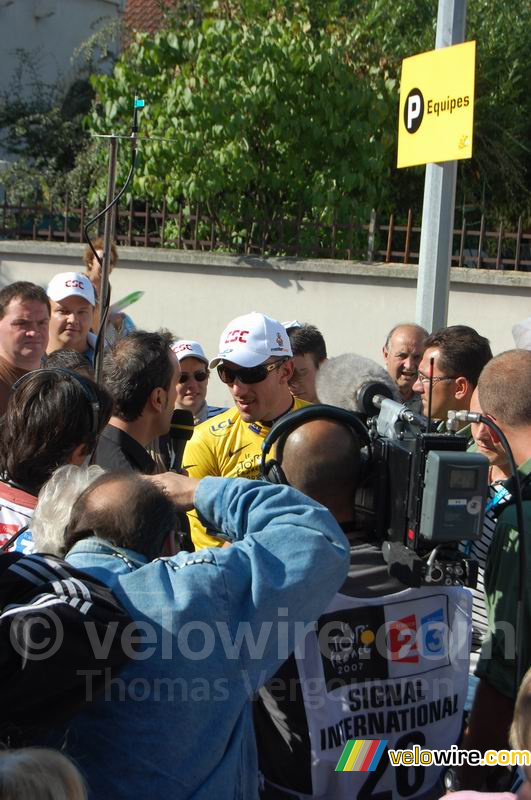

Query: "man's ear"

xmin=382 ymin=346 xmax=389 ymax=363
xmin=69 ymin=443 xmax=90 ymax=466
xmin=149 ymin=386 xmax=165 ymax=414
xmin=454 ymin=376 xmax=471 ymax=401
xmin=279 ymin=359 xmax=294 ymax=384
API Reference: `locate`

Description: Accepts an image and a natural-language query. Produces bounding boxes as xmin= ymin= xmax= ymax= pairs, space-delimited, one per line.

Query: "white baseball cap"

xmin=210 ymin=312 xmax=292 ymax=368
xmin=513 ymin=316 xmax=531 ymax=351
xmin=171 ymin=339 xmax=209 ymax=365
xmin=47 ymin=272 xmax=95 ymax=306
xmin=282 ymin=320 xmax=302 ymax=331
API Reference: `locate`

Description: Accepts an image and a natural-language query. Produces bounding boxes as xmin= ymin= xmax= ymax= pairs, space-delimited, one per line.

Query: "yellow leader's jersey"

xmin=183 ymin=398 xmax=309 ymax=550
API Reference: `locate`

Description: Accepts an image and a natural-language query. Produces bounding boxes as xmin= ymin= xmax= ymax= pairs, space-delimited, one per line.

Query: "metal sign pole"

xmin=95 ymin=135 xmax=118 ymax=383
xmin=415 ymin=0 xmax=467 ymax=332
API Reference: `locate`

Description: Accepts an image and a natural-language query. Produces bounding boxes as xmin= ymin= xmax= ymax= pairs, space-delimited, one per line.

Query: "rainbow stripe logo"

xmin=335 ymin=739 xmax=388 ymax=772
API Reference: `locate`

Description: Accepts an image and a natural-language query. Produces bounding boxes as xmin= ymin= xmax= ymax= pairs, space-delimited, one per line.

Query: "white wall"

xmin=0 ymin=0 xmax=124 ymax=98
xmin=1 ymin=241 xmax=529 ymax=406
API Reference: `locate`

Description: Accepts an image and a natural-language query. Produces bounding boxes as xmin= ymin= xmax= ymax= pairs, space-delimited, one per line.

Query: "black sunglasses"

xmin=217 ymin=360 xmax=286 ymax=385
xmin=178 ymin=370 xmax=209 ymax=384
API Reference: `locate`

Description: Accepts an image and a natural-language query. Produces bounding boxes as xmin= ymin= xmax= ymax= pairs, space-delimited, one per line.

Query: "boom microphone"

xmin=315 ymin=353 xmax=400 ymax=416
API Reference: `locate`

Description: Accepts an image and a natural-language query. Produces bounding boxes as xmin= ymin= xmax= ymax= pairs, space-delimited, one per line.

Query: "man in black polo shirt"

xmin=93 ymin=330 xmax=179 ymax=474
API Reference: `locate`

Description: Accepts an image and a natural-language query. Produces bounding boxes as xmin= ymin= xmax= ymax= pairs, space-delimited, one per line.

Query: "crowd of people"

xmin=0 ymin=243 xmax=530 ymax=800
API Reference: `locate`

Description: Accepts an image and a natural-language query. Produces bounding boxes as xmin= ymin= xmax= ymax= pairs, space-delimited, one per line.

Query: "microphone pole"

xmin=83 ymin=97 xmax=144 ymax=383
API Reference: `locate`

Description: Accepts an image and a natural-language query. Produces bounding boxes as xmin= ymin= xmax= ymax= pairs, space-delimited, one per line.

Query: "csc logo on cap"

xmin=225 ymin=329 xmax=249 ymax=344
xmin=65 ymin=279 xmax=86 ymax=289
xmin=404 ymin=88 xmax=424 ymax=134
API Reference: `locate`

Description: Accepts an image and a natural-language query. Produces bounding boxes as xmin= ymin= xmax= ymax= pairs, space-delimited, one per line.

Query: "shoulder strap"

xmin=496 ymin=472 xmax=531 ymax=517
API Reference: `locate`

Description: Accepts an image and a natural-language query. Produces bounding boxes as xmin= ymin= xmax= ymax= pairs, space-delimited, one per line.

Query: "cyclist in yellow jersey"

xmin=183 ymin=311 xmax=310 ymax=549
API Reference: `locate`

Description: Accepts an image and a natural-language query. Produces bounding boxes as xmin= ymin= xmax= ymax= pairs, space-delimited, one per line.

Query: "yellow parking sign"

xmin=397 ymin=40 xmax=476 ymax=168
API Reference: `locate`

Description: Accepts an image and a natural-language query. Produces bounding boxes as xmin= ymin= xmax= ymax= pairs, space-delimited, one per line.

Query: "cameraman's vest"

xmin=277 ymin=585 xmax=471 ymax=799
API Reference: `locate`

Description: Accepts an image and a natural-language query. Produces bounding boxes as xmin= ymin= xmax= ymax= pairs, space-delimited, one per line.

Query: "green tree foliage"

xmin=88 ymin=6 xmax=396 ymax=247
xmin=345 ymin=0 xmax=531 ymax=223
xmin=3 ymin=0 xmax=529 ymax=237
xmin=87 ymin=0 xmax=530 ymax=239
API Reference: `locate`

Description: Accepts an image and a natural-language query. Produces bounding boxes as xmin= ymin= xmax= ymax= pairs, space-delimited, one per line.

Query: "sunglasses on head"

xmin=178 ymin=370 xmax=209 ymax=384
xmin=217 ymin=359 xmax=287 ymax=385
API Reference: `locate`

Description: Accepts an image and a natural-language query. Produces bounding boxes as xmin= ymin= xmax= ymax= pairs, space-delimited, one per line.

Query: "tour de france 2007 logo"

xmin=317 ymin=600 xmax=450 ymax=687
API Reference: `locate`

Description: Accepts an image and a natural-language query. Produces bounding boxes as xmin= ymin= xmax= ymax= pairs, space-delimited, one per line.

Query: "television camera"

xmin=358 ymin=393 xmax=488 ymax=589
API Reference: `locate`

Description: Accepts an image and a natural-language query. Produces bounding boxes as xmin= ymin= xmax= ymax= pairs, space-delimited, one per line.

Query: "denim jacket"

xmin=62 ymin=476 xmax=349 ymax=800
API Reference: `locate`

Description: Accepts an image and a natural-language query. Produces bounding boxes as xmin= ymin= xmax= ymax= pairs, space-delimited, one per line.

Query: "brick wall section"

xmin=124 ymin=0 xmax=168 ymax=34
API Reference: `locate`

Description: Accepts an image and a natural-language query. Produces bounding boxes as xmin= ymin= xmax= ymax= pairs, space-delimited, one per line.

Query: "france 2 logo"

xmin=387 ymin=613 xmax=419 ymax=663
xmin=387 ymin=607 xmax=446 ymax=664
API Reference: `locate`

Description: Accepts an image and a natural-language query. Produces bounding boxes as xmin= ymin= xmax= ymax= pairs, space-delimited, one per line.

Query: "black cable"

xmin=0 ymin=526 xmax=29 ymax=552
xmin=82 ymin=99 xmax=142 ymax=376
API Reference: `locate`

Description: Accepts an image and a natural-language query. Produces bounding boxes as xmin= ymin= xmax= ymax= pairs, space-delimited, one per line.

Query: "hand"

xmin=109 ymin=311 xmax=124 ymax=332
xmin=147 ymin=472 xmax=199 ymax=511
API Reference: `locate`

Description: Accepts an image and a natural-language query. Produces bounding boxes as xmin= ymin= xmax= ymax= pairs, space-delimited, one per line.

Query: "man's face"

xmin=48 ymin=296 xmax=94 ymax=353
xmin=470 ymin=389 xmax=507 ymax=469
xmin=87 ymin=249 xmax=115 ymax=287
xmin=383 ymin=327 xmax=425 ymax=400
xmin=412 ymin=347 xmax=459 ymax=420
xmin=175 ymin=356 xmax=209 ymax=416
xmin=288 ymin=352 xmax=320 ymax=403
xmin=222 ymin=358 xmax=293 ymax=422
xmin=0 ymin=298 xmax=50 ymax=369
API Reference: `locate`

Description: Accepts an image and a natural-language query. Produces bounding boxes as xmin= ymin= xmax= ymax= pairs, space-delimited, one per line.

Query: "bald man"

xmin=383 ymin=323 xmax=427 ymax=412
xmin=278 ymin=418 xmax=361 ymax=521
xmin=255 ymin=414 xmax=472 ymax=799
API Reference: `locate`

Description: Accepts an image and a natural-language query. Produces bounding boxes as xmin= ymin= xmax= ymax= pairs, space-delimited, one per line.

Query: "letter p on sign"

xmin=404 ymin=88 xmax=424 ymax=133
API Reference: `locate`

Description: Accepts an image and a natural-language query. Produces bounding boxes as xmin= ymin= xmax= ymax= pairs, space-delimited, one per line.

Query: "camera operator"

xmin=49 ymin=469 xmax=350 ymax=800
xmin=459 ymin=349 xmax=531 ymax=791
xmin=255 ymin=409 xmax=472 ymax=799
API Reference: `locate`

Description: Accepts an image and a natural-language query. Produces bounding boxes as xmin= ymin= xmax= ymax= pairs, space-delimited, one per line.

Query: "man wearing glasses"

xmin=412 ymin=325 xmax=492 ymax=428
xmin=171 ymin=339 xmax=226 ymax=425
xmin=183 ymin=312 xmax=309 ymax=550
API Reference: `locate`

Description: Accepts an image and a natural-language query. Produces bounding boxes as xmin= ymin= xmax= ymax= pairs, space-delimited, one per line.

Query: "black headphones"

xmin=260 ymin=403 xmax=372 ymax=485
xmin=11 ymin=368 xmax=101 ymax=437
